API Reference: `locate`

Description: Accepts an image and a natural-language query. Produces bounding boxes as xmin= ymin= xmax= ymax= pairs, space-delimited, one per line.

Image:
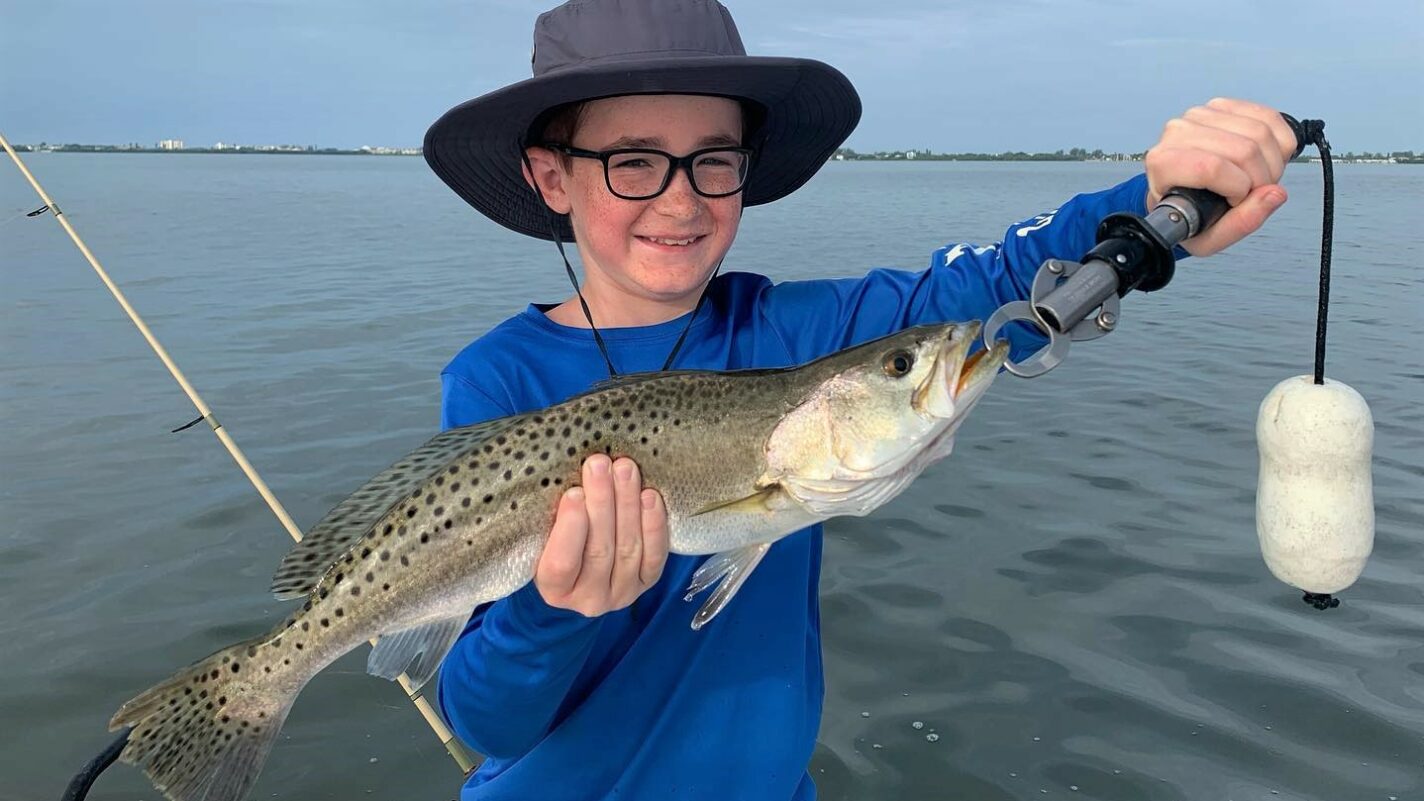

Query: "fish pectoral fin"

xmin=367 ymin=615 xmax=468 ymax=690
xmin=689 ymin=484 xmax=783 ymax=517
xmin=682 ymin=543 xmax=772 ymax=630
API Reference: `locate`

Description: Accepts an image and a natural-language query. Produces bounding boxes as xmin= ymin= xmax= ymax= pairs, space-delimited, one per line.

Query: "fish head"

xmin=765 ymin=322 xmax=1010 ymax=515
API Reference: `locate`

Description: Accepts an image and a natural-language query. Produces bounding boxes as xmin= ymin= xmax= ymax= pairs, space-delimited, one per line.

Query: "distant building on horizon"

xmin=158 ymin=139 xmax=184 ymax=150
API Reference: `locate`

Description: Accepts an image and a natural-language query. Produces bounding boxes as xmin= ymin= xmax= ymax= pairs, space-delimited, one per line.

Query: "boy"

xmin=422 ymin=1 xmax=1297 ymax=798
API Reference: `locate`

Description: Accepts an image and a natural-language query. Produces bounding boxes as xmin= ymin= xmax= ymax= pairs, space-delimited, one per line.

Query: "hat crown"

xmin=533 ymin=0 xmax=747 ymax=76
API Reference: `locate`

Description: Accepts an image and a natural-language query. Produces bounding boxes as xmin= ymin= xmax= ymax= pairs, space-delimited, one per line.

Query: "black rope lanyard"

xmin=1299 ymin=119 xmax=1334 ymax=385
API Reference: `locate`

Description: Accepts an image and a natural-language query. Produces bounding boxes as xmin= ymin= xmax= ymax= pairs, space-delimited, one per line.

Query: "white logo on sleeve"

xmin=1015 ymin=210 xmax=1059 ymax=237
xmin=942 ymin=243 xmax=999 ymax=266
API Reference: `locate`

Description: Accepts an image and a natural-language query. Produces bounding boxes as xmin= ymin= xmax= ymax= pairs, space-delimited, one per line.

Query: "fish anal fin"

xmin=366 ymin=615 xmax=468 ymax=690
xmin=683 ymin=543 xmax=772 ymax=630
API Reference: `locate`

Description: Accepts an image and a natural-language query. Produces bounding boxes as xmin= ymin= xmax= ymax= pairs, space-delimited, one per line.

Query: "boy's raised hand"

xmin=1144 ymin=97 xmax=1299 ymax=257
xmin=535 ymin=454 xmax=670 ymax=616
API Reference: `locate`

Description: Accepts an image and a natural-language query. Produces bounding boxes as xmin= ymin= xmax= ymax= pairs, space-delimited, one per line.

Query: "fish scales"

xmin=106 ymin=322 xmax=1009 ymax=801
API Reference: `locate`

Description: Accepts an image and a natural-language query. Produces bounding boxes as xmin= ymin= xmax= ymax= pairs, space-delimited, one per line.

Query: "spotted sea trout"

xmin=108 ymin=321 xmax=1010 ymax=801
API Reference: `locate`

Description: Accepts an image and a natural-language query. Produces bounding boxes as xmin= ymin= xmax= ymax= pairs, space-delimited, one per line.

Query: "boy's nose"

xmin=651 ymin=165 xmax=703 ymax=218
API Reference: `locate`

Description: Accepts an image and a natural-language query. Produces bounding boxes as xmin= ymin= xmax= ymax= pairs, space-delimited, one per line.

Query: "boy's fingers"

xmin=1159 ymin=120 xmax=1275 ymax=199
xmin=1181 ymin=105 xmax=1287 ymax=181
xmin=609 ymin=458 xmax=645 ymax=599
xmin=536 ymin=488 xmax=588 ymax=600
xmin=1204 ymin=97 xmax=1299 ymax=162
xmin=639 ymin=489 xmax=669 ymax=588
xmin=1183 ymin=184 xmax=1288 ymax=257
xmin=577 ymin=456 xmax=617 ymax=596
xmin=1145 ymin=144 xmax=1254 ymax=210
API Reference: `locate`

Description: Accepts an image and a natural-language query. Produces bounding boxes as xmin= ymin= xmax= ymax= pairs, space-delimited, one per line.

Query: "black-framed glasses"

xmin=539 ymin=143 xmax=753 ymax=200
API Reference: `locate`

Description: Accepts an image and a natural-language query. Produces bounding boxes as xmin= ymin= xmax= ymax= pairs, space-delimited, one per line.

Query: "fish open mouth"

xmin=955 ymin=339 xmax=1009 ymax=397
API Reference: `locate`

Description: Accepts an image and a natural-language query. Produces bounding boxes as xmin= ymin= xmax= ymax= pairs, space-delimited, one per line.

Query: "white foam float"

xmin=1255 ymin=375 xmax=1374 ymax=597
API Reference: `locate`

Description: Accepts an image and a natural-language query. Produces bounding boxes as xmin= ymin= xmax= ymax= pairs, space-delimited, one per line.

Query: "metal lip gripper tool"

xmin=983 ymin=113 xmax=1312 ymax=378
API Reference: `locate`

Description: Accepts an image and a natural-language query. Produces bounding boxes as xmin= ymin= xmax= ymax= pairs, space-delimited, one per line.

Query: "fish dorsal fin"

xmin=270 ymin=415 xmax=525 ymax=600
xmin=587 ymin=369 xmax=716 ymax=392
xmin=586 ymin=363 xmax=799 ymax=394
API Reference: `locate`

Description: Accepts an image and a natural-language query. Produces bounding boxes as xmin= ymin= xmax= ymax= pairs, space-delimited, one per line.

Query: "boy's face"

xmin=528 ymin=94 xmax=745 ymax=313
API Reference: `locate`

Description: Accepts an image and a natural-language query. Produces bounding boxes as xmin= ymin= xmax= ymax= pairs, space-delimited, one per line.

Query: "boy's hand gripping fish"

xmin=109 ymin=321 xmax=1010 ymax=801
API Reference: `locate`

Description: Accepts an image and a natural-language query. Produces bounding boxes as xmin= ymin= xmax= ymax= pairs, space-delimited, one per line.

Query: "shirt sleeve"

xmin=435 ymin=370 xmax=606 ymax=759
xmin=760 ymin=173 xmax=1153 ymax=363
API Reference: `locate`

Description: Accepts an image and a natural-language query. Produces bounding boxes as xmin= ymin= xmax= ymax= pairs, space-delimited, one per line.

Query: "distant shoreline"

xmin=13 ymin=144 xmax=1423 ymax=165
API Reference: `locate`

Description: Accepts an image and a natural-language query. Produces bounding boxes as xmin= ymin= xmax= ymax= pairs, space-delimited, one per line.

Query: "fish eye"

xmin=883 ymin=350 xmax=915 ymax=377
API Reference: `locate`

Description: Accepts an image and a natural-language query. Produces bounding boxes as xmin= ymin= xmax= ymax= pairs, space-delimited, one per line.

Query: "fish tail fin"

xmin=108 ymin=634 xmax=299 ymax=801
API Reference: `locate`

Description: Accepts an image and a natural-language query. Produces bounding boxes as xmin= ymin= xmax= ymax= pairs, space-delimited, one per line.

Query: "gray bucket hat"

xmin=423 ymin=0 xmax=862 ymax=241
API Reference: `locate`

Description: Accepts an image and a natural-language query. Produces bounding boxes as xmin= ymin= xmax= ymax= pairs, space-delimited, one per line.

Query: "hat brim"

xmin=423 ymin=56 xmax=861 ymax=241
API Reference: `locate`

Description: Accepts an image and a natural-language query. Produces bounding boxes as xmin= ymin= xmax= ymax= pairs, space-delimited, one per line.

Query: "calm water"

xmin=2 ymin=155 xmax=1421 ymax=801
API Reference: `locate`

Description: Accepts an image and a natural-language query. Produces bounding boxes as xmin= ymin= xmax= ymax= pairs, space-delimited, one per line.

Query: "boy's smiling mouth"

xmin=636 ymin=234 xmax=707 ymax=249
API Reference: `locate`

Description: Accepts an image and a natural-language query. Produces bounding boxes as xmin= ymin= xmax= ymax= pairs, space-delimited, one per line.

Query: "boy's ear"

xmin=522 ymin=146 xmax=572 ymax=215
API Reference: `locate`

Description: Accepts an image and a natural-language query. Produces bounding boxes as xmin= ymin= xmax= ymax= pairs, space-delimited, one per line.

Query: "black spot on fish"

xmin=231 ymin=663 xmax=240 ymax=673
xmin=514 ymin=450 xmax=525 ymax=460
xmin=524 ymin=466 xmax=535 ymax=476
xmin=449 ymin=465 xmax=459 ymax=474
xmin=406 ymin=508 xmax=417 ymax=518
xmin=383 ymin=524 xmax=393 ymax=536
xmin=380 ymin=551 xmax=390 ymax=561
xmin=336 ymin=608 xmax=344 ymax=617
xmin=541 ymin=477 xmax=550 ymax=487
xmin=496 ymin=435 xmax=507 ymax=445
xmin=510 ymin=500 xmax=519 ymax=511
xmin=382 ymin=583 xmax=391 ymax=591
xmin=484 ymin=494 xmax=494 ymax=504
xmin=567 ymin=446 xmax=577 ymax=456
xmin=425 ymin=493 xmax=436 ymax=505
xmin=435 ymin=476 xmax=444 ymax=486
xmin=320 ymin=618 xmax=329 ymax=627
xmin=503 ymin=470 xmax=512 ymax=481
xmin=443 ymin=519 xmax=453 ymax=529
xmin=361 ymin=548 xmax=371 ymax=558
xmin=490 ymin=461 xmax=501 ymax=470
xmin=554 ymin=478 xmax=563 ymax=485
xmin=433 ymin=506 xmax=444 ymax=516
xmin=301 ymin=622 xmax=310 ymax=631
xmin=562 ymin=427 xmax=572 ymax=437
xmin=400 ymin=556 xmax=409 ymax=566
xmin=451 ymin=482 xmax=461 ymax=492
xmin=461 ymin=498 xmax=471 ymax=508
xmin=365 ymin=572 xmax=375 ymax=582
xmin=420 ymin=532 xmax=430 ymax=543
xmin=593 ymin=431 xmax=603 ymax=440
xmin=398 ymin=525 xmax=408 ymax=536
xmin=351 ymin=586 xmax=361 ymax=597
xmin=640 ymin=437 xmax=648 ymax=444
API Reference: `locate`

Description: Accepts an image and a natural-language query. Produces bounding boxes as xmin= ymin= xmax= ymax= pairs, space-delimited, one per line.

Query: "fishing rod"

xmin=0 ymin=132 xmax=478 ymax=798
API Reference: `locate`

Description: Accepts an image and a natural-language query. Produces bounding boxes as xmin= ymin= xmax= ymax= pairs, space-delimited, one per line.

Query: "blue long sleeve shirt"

xmin=435 ymin=174 xmax=1152 ymax=800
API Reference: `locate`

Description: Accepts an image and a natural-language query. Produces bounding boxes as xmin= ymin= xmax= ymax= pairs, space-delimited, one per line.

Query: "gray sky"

xmin=3 ymin=0 xmax=1421 ymax=152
